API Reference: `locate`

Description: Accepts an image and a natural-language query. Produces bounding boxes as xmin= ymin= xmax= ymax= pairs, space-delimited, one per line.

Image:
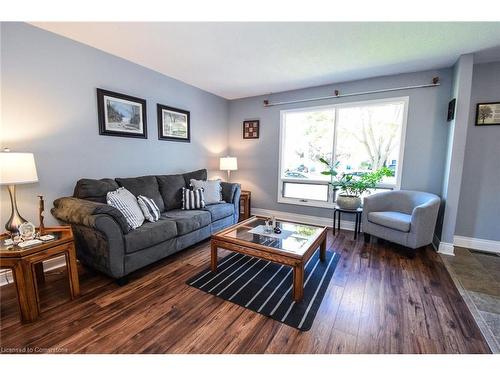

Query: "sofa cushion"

xmin=73 ymin=178 xmax=119 ymax=203
xmin=368 ymin=211 xmax=411 ymax=232
xmin=157 ymin=174 xmax=186 ymax=211
xmin=203 ymin=203 xmax=234 ymax=222
xmin=124 ymin=218 xmax=178 ymax=254
xmin=190 ymin=179 xmax=222 ymax=204
xmin=116 ymin=176 xmax=165 ymax=212
xmin=182 ymin=169 xmax=207 ymax=186
xmin=161 ymin=209 xmax=211 ymax=235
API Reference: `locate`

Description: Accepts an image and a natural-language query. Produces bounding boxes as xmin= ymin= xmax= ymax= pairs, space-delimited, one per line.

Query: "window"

xmin=278 ymin=97 xmax=408 ymax=208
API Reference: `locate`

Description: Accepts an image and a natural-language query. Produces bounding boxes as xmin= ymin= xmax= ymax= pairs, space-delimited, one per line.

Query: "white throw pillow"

xmin=190 ymin=179 xmax=222 ymax=205
xmin=107 ymin=187 xmax=145 ymax=229
xmin=137 ymin=195 xmax=161 ymax=222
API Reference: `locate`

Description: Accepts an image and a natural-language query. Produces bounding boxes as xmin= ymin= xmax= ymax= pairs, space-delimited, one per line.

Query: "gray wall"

xmin=455 ymin=61 xmax=500 ymax=241
xmin=3 ymin=22 xmax=495 ymax=242
xmin=439 ymin=54 xmax=474 ymax=244
xmin=1 ymin=22 xmax=229 ymax=226
xmin=228 ymin=69 xmax=452 ymax=219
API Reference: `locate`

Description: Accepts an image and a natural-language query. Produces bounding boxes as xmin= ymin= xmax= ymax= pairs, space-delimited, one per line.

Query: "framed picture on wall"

xmin=96 ymin=88 xmax=147 ymax=138
xmin=243 ymin=120 xmax=260 ymax=139
xmin=447 ymin=98 xmax=456 ymax=121
xmin=475 ymin=102 xmax=500 ymax=126
xmin=157 ymin=104 xmax=190 ymax=142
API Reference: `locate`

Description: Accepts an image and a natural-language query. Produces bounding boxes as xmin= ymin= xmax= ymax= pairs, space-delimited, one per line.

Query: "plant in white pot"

xmin=320 ymin=158 xmax=393 ymax=210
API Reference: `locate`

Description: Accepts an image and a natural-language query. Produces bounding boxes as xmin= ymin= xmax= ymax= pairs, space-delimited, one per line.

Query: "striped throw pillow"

xmin=137 ymin=195 xmax=161 ymax=222
xmin=182 ymin=187 xmax=206 ymax=210
xmin=106 ymin=187 xmax=144 ymax=229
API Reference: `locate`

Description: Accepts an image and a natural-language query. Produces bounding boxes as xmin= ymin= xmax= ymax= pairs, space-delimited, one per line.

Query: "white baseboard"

xmin=454 ymin=235 xmax=500 ymax=254
xmin=252 ymin=207 xmax=356 ymax=231
xmin=0 ymin=255 xmax=66 ymax=287
xmin=434 ymin=235 xmax=500 ymax=256
xmin=437 ymin=241 xmax=455 ymax=255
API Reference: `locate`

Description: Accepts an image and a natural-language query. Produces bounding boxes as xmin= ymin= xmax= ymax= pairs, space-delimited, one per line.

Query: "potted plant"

xmin=319 ymin=157 xmax=340 ymax=200
xmin=320 ymin=158 xmax=393 ymax=210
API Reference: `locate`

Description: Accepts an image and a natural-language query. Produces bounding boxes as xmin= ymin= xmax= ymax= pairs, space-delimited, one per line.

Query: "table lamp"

xmin=0 ymin=150 xmax=39 ymax=234
xmin=219 ymin=156 xmax=238 ymax=182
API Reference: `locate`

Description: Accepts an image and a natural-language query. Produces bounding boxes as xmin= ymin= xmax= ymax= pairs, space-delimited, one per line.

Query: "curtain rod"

xmin=263 ymin=78 xmax=440 ymax=107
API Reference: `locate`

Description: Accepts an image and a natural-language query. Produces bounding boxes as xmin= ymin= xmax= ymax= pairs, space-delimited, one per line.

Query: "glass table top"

xmin=0 ymin=227 xmax=70 ymax=254
xmin=219 ymin=217 xmax=325 ymax=256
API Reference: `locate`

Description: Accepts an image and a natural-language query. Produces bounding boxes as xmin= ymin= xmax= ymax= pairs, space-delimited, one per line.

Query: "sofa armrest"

xmin=52 ymin=197 xmax=128 ymax=278
xmin=52 ymin=197 xmax=131 ymax=234
xmin=221 ymin=182 xmax=240 ymax=203
xmin=221 ymin=182 xmax=241 ymax=222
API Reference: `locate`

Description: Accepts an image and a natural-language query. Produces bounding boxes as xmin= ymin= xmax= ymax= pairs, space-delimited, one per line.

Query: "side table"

xmin=239 ymin=190 xmax=251 ymax=221
xmin=0 ymin=226 xmax=80 ymax=322
xmin=333 ymin=205 xmax=363 ymax=240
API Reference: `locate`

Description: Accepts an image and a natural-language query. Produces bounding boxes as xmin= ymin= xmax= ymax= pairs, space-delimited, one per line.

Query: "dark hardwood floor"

xmin=0 ymin=230 xmax=491 ymax=354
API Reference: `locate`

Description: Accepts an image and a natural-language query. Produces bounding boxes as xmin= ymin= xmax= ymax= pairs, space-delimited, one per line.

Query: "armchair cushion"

xmin=368 ymin=211 xmax=412 ymax=232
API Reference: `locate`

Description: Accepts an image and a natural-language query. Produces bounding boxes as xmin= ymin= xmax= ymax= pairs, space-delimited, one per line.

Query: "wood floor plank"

xmin=0 ymin=230 xmax=491 ymax=354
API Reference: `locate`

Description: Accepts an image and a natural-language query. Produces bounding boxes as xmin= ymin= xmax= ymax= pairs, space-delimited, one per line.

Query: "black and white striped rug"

xmin=187 ymin=250 xmax=339 ymax=331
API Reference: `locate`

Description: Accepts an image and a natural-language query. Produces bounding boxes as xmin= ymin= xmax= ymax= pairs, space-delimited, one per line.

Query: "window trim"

xmin=277 ymin=96 xmax=409 ymax=208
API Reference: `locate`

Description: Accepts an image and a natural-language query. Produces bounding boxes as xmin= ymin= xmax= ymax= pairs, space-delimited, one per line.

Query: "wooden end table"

xmin=0 ymin=226 xmax=80 ymax=322
xmin=211 ymin=216 xmax=327 ymax=302
xmin=239 ymin=190 xmax=251 ymax=221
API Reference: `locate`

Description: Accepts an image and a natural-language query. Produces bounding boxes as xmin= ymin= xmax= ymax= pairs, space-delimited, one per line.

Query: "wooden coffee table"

xmin=210 ymin=216 xmax=327 ymax=302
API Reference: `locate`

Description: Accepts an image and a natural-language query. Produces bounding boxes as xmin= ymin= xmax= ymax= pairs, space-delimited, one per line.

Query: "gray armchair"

xmin=362 ymin=190 xmax=440 ymax=250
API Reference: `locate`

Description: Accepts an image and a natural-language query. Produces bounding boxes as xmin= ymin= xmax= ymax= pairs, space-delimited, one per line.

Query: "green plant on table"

xmin=319 ymin=158 xmax=394 ymax=197
xmin=319 ymin=157 xmax=339 ymax=186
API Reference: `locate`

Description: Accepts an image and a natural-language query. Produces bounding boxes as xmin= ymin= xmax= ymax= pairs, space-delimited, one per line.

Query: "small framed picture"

xmin=447 ymin=98 xmax=456 ymax=121
xmin=243 ymin=120 xmax=260 ymax=139
xmin=157 ymin=104 xmax=190 ymax=142
xmin=475 ymin=102 xmax=500 ymax=126
xmin=97 ymin=88 xmax=147 ymax=138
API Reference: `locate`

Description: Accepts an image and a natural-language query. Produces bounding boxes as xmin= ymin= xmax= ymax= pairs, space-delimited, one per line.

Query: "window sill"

xmin=277 ymin=196 xmax=336 ymax=209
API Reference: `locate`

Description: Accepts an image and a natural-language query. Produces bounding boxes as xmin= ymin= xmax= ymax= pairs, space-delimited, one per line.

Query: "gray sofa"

xmin=51 ymin=169 xmax=241 ymax=283
xmin=362 ymin=190 xmax=440 ymax=250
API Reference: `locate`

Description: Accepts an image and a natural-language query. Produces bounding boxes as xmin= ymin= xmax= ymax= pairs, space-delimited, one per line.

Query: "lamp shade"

xmin=0 ymin=152 xmax=39 ymax=185
xmin=219 ymin=156 xmax=238 ymax=171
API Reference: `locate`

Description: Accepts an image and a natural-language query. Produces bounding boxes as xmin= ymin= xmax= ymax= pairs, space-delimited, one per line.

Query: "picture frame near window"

xmin=475 ymin=102 xmax=500 ymax=126
xmin=243 ymin=120 xmax=260 ymax=139
xmin=97 ymin=88 xmax=147 ymax=138
xmin=447 ymin=98 xmax=456 ymax=121
xmin=157 ymin=104 xmax=190 ymax=142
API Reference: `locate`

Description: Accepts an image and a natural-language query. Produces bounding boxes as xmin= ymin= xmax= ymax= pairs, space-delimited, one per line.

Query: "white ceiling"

xmin=32 ymin=22 xmax=500 ymax=99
